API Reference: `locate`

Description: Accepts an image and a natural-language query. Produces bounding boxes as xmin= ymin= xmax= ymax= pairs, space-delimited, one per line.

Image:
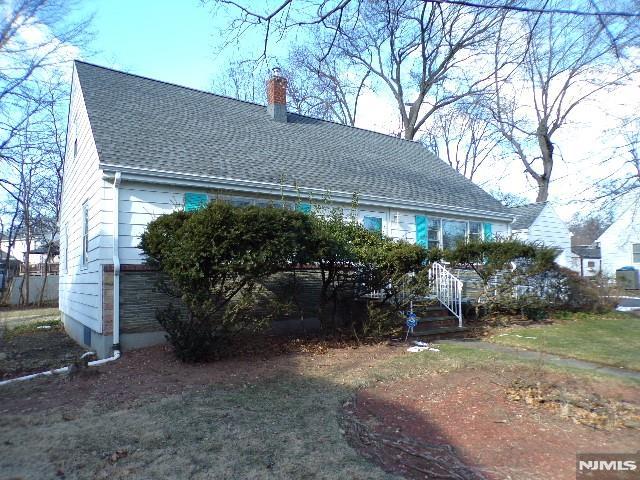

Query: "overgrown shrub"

xmin=309 ymin=209 xmax=428 ymax=331
xmin=140 ymin=201 xmax=316 ymax=361
xmin=489 ymin=266 xmax=618 ymax=319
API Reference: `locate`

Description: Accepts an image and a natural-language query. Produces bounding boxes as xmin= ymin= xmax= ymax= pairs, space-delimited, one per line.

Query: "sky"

xmin=72 ymin=0 xmax=638 ymax=220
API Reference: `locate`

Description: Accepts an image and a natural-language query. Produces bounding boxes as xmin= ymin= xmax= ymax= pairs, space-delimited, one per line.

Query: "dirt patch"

xmin=0 ymin=323 xmax=87 ymax=380
xmin=347 ymin=369 xmax=640 ymax=480
xmin=0 ymin=339 xmax=399 ymax=416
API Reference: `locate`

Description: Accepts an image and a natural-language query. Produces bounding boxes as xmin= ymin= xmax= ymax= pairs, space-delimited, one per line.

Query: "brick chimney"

xmin=266 ymin=67 xmax=287 ymax=122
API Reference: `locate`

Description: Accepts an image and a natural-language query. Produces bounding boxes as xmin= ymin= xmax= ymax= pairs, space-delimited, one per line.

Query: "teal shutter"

xmin=296 ymin=202 xmax=312 ymax=213
xmin=483 ymin=223 xmax=493 ymax=240
xmin=415 ymin=215 xmax=428 ymax=248
xmin=184 ymin=192 xmax=208 ymax=212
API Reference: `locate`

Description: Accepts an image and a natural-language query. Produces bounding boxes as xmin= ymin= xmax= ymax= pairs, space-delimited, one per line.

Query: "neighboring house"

xmin=509 ymin=202 xmax=573 ymax=269
xmin=59 ymin=61 xmax=514 ymax=357
xmin=0 ymin=250 xmax=21 ymax=291
xmin=570 ymin=246 xmax=601 ymax=277
xmin=596 ymin=205 xmax=640 ymax=279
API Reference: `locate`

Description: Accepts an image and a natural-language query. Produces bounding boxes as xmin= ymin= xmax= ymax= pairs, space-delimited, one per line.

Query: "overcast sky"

xmin=76 ymin=0 xmax=639 ymax=220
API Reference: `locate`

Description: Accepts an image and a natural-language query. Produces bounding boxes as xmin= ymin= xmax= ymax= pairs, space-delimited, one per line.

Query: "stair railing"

xmin=428 ymin=262 xmax=463 ymax=327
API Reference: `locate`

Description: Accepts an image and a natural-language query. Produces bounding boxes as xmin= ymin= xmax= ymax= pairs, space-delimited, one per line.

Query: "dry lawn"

xmin=0 ymin=334 xmax=638 ymax=479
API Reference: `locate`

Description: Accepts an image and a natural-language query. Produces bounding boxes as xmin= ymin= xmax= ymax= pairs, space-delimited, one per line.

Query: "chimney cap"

xmin=271 ymin=66 xmax=283 ymax=78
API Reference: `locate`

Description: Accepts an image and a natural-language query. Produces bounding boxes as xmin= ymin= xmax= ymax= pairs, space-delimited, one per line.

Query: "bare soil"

xmin=0 ymin=322 xmax=87 ymax=380
xmin=346 ymin=369 xmax=640 ymax=480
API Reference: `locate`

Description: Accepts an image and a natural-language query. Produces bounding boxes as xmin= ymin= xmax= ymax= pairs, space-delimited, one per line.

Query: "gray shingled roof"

xmin=509 ymin=202 xmax=547 ymax=230
xmin=75 ymin=61 xmax=511 ymax=216
xmin=571 ymin=246 xmax=601 ymax=258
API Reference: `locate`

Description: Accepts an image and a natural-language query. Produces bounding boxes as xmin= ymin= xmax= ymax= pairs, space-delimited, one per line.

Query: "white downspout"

xmin=112 ymin=171 xmax=122 ymax=354
xmin=0 ymin=173 xmax=124 ymax=388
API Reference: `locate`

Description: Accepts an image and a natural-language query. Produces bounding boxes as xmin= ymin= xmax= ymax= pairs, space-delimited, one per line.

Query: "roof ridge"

xmin=73 ymin=59 xmax=420 ymax=147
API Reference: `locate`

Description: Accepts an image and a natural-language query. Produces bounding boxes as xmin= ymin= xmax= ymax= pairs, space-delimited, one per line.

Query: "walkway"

xmin=443 ymin=339 xmax=640 ymax=382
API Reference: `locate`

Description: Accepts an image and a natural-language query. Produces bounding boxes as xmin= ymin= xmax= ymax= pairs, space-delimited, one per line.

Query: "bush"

xmin=556 ymin=268 xmax=618 ymax=313
xmin=156 ymin=304 xmax=219 ymax=362
xmin=309 ymin=209 xmax=428 ymax=331
xmin=141 ymin=202 xmax=317 ymax=361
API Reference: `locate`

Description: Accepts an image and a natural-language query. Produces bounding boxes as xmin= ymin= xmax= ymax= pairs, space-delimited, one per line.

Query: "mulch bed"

xmin=344 ymin=369 xmax=640 ymax=480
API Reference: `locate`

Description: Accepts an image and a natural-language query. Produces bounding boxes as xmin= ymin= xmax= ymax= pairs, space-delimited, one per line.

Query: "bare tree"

xmin=488 ymin=1 xmax=638 ymax=202
xmin=211 ymin=50 xmax=371 ymax=126
xmin=0 ymin=0 xmax=90 ymax=165
xmin=488 ymin=188 xmax=529 ymax=207
xmin=568 ymin=209 xmax=613 ymax=246
xmin=211 ymin=0 xmax=511 ymax=139
xmin=421 ymin=98 xmax=502 ymax=179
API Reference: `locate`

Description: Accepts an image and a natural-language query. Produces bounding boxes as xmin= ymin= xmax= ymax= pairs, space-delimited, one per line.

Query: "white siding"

xmin=525 ymin=204 xmax=572 ymax=268
xmin=597 ymin=207 xmax=640 ymax=276
xmin=105 ymin=186 xmax=511 ymax=266
xmin=58 ymin=69 xmax=108 ymax=332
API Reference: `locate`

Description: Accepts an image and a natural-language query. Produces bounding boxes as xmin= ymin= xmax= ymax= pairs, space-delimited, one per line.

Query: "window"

xmin=442 ymin=220 xmax=467 ymax=250
xmin=587 ymin=260 xmax=595 ymax=268
xmin=469 ymin=222 xmax=482 ymax=241
xmin=428 ymin=218 xmax=441 ymax=249
xmin=82 ymin=202 xmax=89 ymax=266
xmin=633 ymin=244 xmax=640 ymax=263
xmin=363 ymin=216 xmax=382 ymax=232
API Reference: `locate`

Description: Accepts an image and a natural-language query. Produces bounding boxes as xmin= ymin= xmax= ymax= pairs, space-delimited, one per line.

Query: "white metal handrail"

xmin=428 ymin=262 xmax=463 ymax=327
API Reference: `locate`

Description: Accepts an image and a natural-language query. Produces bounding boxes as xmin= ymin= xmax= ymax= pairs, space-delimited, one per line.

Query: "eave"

xmin=100 ymin=164 xmax=515 ymax=223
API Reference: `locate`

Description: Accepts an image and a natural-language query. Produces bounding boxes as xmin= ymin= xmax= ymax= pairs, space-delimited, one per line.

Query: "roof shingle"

xmin=509 ymin=202 xmax=547 ymax=230
xmin=74 ymin=61 xmax=511 ymax=217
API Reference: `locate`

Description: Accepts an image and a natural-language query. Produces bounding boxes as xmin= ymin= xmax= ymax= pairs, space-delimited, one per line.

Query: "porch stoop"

xmin=409 ymin=302 xmax=469 ymax=339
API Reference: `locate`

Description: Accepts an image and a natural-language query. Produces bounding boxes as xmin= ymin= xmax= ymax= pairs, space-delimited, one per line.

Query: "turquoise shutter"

xmin=184 ymin=192 xmax=208 ymax=212
xmin=483 ymin=223 xmax=493 ymax=240
xmin=415 ymin=215 xmax=428 ymax=248
xmin=296 ymin=202 xmax=312 ymax=213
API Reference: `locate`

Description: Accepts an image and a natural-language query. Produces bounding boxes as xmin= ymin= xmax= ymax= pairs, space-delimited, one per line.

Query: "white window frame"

xmin=420 ymin=217 xmax=489 ymax=250
xmin=81 ymin=202 xmax=89 ymax=267
xmin=633 ymin=243 xmax=640 ymax=263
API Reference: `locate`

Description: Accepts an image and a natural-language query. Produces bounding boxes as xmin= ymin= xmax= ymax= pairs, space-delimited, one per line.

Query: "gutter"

xmin=100 ymin=165 xmax=515 ymax=223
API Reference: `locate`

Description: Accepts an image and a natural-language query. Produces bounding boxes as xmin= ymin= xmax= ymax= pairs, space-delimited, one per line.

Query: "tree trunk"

xmin=535 ymin=125 xmax=554 ymax=202
xmin=38 ymin=241 xmax=53 ymax=306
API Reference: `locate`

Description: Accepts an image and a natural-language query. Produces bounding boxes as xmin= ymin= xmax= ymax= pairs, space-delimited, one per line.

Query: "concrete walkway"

xmin=442 ymin=339 xmax=640 ymax=382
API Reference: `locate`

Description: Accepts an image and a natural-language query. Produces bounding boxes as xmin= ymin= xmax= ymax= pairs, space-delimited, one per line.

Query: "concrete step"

xmin=411 ymin=326 xmax=469 ymax=340
xmin=415 ymin=319 xmax=458 ymax=330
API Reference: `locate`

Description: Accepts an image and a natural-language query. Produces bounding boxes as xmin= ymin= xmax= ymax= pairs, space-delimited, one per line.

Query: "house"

xmin=596 ymin=204 xmax=640 ymax=283
xmin=0 ymin=250 xmax=21 ymax=291
xmin=59 ymin=61 xmax=514 ymax=358
xmin=509 ymin=202 xmax=572 ymax=269
xmin=570 ymin=246 xmax=601 ymax=277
